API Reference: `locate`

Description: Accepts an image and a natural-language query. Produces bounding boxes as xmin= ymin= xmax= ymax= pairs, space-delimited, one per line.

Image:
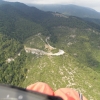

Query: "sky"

xmin=4 ymin=0 xmax=100 ymax=12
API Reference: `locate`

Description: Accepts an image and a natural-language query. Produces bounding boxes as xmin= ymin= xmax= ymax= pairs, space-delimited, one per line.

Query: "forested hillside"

xmin=0 ymin=1 xmax=100 ymax=99
xmin=0 ymin=33 xmax=26 ymax=86
xmin=0 ymin=2 xmax=48 ymax=86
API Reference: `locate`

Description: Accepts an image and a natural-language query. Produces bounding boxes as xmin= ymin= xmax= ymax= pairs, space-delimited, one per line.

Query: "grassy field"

xmin=22 ymin=27 xmax=100 ymax=99
xmin=22 ymin=53 xmax=100 ymax=100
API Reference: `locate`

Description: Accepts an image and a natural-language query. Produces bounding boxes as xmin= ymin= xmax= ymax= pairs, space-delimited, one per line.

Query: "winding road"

xmin=25 ymin=35 xmax=65 ymax=56
xmin=25 ymin=47 xmax=65 ymax=56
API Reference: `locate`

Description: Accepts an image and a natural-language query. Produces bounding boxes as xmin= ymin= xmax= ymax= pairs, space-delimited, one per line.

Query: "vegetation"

xmin=0 ymin=1 xmax=100 ymax=99
xmin=0 ymin=33 xmax=27 ymax=86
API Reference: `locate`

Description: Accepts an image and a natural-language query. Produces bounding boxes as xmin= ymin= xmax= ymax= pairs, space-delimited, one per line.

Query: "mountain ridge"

xmin=30 ymin=4 xmax=100 ymax=19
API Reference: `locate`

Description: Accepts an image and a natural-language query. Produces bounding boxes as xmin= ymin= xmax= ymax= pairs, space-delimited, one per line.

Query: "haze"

xmin=4 ymin=0 xmax=100 ymax=12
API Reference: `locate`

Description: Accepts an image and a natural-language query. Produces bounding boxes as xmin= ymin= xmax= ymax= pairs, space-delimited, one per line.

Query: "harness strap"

xmin=79 ymin=92 xmax=83 ymax=100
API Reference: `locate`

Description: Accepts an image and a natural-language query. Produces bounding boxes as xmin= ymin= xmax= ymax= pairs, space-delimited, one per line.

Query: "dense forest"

xmin=0 ymin=2 xmax=52 ymax=86
xmin=0 ymin=33 xmax=26 ymax=86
